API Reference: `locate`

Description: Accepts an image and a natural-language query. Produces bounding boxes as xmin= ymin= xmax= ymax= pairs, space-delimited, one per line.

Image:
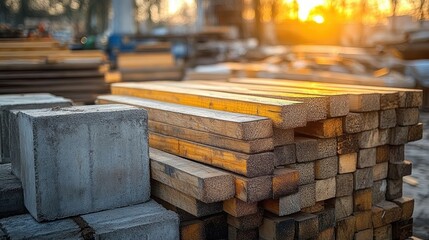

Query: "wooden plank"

xmin=227 ymin=209 xmax=263 ymax=230
xmin=96 ymin=95 xmax=273 ymax=140
xmin=388 ymin=160 xmax=412 ymax=180
xmin=299 ymin=183 xmax=316 ymax=208
xmin=316 ymin=228 xmax=334 ymax=240
xmin=223 ymin=198 xmax=258 ymax=218
xmin=259 ymin=214 xmax=295 ymax=240
xmin=111 ymin=82 xmax=307 ymax=129
xmin=149 ymin=120 xmax=273 ymax=154
xmin=151 ymin=180 xmax=223 ymax=217
xmin=343 ymin=111 xmax=379 ymax=134
xmin=338 ymin=153 xmax=357 ymax=174
xmin=315 ymin=208 xmax=335 ymax=231
xmin=314 ymin=156 xmax=338 ymax=179
xmin=315 ymin=177 xmax=336 ymax=201
xmin=233 ymin=174 xmax=272 ymax=203
xmin=262 ymin=192 xmax=300 ymax=216
xmin=354 ymin=229 xmax=373 ymax=240
xmin=335 ymin=216 xmax=355 ymax=240
xmin=272 ymin=168 xmax=299 ymax=198
xmin=396 ymin=108 xmax=420 ymax=127
xmin=372 ymin=180 xmax=387 ymax=205
xmin=359 ymin=129 xmax=390 ymax=148
xmin=337 ymin=134 xmax=360 ymax=154
xmin=295 ymin=136 xmax=337 ymax=162
xmin=357 ymin=148 xmax=377 ymax=168
xmin=181 ymin=220 xmax=205 ymax=240
xmin=408 ymin=123 xmax=423 ymax=142
xmin=354 ymin=210 xmax=372 ymax=231
xmin=336 ymin=173 xmax=354 ymax=197
xmin=386 ymin=179 xmax=403 ymax=200
xmin=150 ymin=148 xmax=235 ymax=203
xmin=272 ymin=128 xmax=294 ymax=147
xmin=229 ymin=77 xmax=380 ymax=112
xmin=392 ymin=218 xmax=413 ymax=240
xmin=372 ymin=201 xmax=402 ymax=228
xmin=273 ymin=144 xmax=296 ymax=166
xmin=379 ymin=109 xmax=397 ymax=129
xmin=335 ymin=195 xmax=353 ymax=220
xmin=373 ymin=224 xmax=392 ymax=240
xmin=296 ymin=118 xmax=343 ymax=138
xmin=212 ymin=79 xmax=350 ymax=117
xmin=392 ymin=197 xmax=414 ymax=221
xmin=354 ymin=167 xmax=373 ymax=190
xmin=290 ymin=162 xmax=315 ymax=186
xmin=390 ymin=126 xmax=409 ymax=145
xmin=354 ymin=188 xmax=373 ymax=211
xmin=301 ymin=201 xmax=325 ymax=214
xmin=376 ymin=145 xmax=390 ymax=163
xmin=373 ymin=162 xmax=389 ymax=181
xmin=158 ymin=80 xmax=328 ymax=122
xmin=389 ymin=145 xmax=405 ymax=164
xmin=292 ymin=212 xmax=319 ymax=240
xmin=228 ymin=226 xmax=258 ymax=240
xmin=149 ymin=132 xmax=274 ymax=177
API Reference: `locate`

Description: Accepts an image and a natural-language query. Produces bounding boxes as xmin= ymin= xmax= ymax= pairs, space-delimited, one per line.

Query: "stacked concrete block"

xmin=0 ymin=163 xmax=25 ymax=218
xmin=0 ymin=200 xmax=179 ymax=240
xmin=17 ymin=104 xmax=150 ymax=221
xmin=0 ymin=93 xmax=72 ymax=165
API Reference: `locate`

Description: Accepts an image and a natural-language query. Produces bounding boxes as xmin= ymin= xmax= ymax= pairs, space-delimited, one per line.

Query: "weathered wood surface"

xmin=111 ymin=82 xmax=306 ymax=129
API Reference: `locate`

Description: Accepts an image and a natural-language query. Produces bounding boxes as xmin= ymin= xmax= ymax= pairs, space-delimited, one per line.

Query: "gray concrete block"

xmin=18 ymin=104 xmax=150 ymax=221
xmin=0 ymin=163 xmax=26 ymax=218
xmin=0 ymin=214 xmax=81 ymax=240
xmin=0 ymin=93 xmax=72 ymax=164
xmin=81 ymin=200 xmax=179 ymax=240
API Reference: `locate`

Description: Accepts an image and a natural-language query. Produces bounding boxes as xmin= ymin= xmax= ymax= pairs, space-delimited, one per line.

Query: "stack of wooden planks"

xmin=96 ymin=78 xmax=423 ymax=240
xmin=0 ymin=39 xmax=109 ymax=104
xmin=105 ymin=43 xmax=183 ymax=83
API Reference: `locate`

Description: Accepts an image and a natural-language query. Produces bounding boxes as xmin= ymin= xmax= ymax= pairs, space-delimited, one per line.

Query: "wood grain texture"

xmin=150 ymin=148 xmax=235 ymax=203
xmin=149 ymin=132 xmax=274 ymax=177
xmin=111 ymin=82 xmax=307 ymax=129
xmin=97 ymin=95 xmax=273 ymax=140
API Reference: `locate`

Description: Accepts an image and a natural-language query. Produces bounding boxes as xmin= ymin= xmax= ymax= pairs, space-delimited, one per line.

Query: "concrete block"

xmin=81 ymin=200 xmax=179 ymax=240
xmin=0 ymin=93 xmax=72 ymax=163
xmin=18 ymin=104 xmax=150 ymax=221
xmin=0 ymin=214 xmax=81 ymax=239
xmin=0 ymin=163 xmax=26 ymax=218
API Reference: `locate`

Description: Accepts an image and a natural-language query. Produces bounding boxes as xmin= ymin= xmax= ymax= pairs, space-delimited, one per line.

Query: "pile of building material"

xmin=105 ymin=43 xmax=183 ymax=83
xmin=0 ymin=39 xmax=109 ymax=104
xmin=0 ymin=94 xmax=179 ymax=239
xmin=97 ymin=78 xmax=422 ymax=240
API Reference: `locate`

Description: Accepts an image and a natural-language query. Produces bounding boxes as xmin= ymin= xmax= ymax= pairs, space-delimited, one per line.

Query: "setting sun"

xmin=312 ymin=15 xmax=324 ymax=24
xmin=296 ymin=0 xmax=325 ymax=21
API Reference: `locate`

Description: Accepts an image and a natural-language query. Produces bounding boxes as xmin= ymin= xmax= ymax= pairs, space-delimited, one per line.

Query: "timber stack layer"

xmin=97 ymin=78 xmax=423 ymax=240
xmin=0 ymin=39 xmax=109 ymax=104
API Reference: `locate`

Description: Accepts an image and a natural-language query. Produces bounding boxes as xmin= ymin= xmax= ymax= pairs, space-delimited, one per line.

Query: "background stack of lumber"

xmin=105 ymin=43 xmax=183 ymax=83
xmin=0 ymin=39 xmax=109 ymax=104
xmin=97 ymin=78 xmax=423 ymax=240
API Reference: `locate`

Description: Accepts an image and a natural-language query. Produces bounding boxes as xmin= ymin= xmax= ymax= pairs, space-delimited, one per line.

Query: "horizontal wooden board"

xmin=111 ymin=82 xmax=306 ymax=129
xmin=149 ymin=132 xmax=274 ymax=177
xmin=150 ymin=148 xmax=235 ymax=203
xmin=96 ymin=95 xmax=273 ymax=140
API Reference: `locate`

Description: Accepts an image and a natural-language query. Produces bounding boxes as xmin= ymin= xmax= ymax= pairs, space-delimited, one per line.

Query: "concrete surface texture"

xmin=404 ymin=111 xmax=429 ymax=239
xmin=0 ymin=93 xmax=72 ymax=163
xmin=0 ymin=214 xmax=81 ymax=239
xmin=18 ymin=104 xmax=150 ymax=221
xmin=0 ymin=163 xmax=25 ymax=218
xmin=82 ymin=200 xmax=180 ymax=239
xmin=0 ymin=200 xmax=179 ymax=240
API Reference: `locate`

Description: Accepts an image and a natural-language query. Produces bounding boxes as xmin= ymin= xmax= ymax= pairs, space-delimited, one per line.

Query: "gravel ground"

xmin=404 ymin=111 xmax=429 ymax=239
